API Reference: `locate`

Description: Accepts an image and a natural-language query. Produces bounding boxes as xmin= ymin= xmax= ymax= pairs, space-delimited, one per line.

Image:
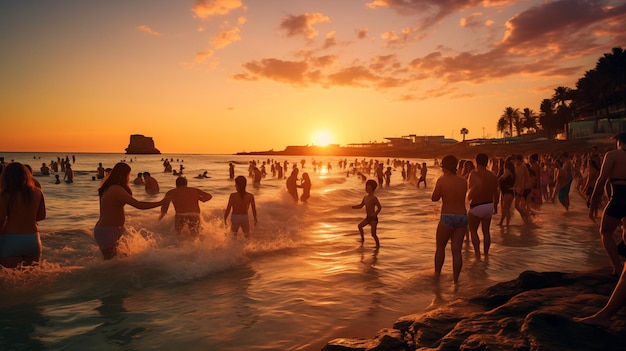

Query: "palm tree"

xmin=497 ymin=117 xmax=509 ymax=137
xmin=500 ymin=107 xmax=520 ymax=137
xmin=521 ymin=108 xmax=538 ymax=133
xmin=460 ymin=128 xmax=469 ymax=142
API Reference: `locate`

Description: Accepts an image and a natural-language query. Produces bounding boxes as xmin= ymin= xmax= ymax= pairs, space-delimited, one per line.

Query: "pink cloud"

xmin=211 ymin=27 xmax=241 ymax=49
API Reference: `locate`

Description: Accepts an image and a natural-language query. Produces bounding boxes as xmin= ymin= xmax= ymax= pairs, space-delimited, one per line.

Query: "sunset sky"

xmin=1 ymin=0 xmax=625 ymax=154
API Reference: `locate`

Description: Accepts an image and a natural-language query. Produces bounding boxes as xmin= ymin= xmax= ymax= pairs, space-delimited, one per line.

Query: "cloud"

xmin=322 ymin=31 xmax=338 ymax=49
xmin=356 ymin=28 xmax=369 ymax=39
xmin=192 ymin=0 xmax=243 ymax=19
xmin=460 ymin=12 xmax=490 ymax=28
xmin=365 ymin=0 xmax=508 ymax=29
xmin=211 ymin=27 xmax=241 ymax=48
xmin=500 ymin=0 xmax=626 ymax=55
xmin=279 ymin=12 xmax=330 ymax=39
xmin=235 ymin=55 xmax=409 ymax=90
xmin=381 ymin=27 xmax=424 ymax=48
xmin=137 ymin=25 xmax=160 ymax=36
xmin=235 ymin=58 xmax=309 ymax=85
xmin=196 ymin=49 xmax=214 ymax=63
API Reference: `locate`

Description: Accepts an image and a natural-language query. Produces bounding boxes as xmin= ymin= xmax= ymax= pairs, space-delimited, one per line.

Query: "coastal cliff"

xmin=125 ymin=134 xmax=161 ymax=154
xmin=323 ymin=269 xmax=626 ymax=351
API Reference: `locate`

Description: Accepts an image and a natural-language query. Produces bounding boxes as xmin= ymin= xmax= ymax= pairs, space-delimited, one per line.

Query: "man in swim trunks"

xmin=467 ymin=153 xmax=499 ymax=258
xmin=224 ymin=176 xmax=257 ymax=237
xmin=432 ymin=155 xmax=467 ymax=283
xmin=160 ymin=176 xmax=212 ymax=241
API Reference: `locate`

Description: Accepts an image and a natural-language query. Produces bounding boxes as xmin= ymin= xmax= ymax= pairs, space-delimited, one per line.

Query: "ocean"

xmin=0 ymin=152 xmax=611 ymax=350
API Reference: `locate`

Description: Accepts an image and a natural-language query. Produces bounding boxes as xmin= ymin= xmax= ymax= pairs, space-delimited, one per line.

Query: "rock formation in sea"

xmin=125 ymin=134 xmax=161 ymax=154
xmin=322 ymin=268 xmax=626 ymax=351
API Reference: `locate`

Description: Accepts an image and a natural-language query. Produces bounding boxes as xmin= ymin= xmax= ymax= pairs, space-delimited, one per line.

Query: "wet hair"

xmin=441 ymin=155 xmax=458 ymax=174
xmin=235 ymin=175 xmax=247 ymax=198
xmin=99 ymin=162 xmax=132 ymax=196
xmin=365 ymin=179 xmax=377 ymax=191
xmin=0 ymin=162 xmax=35 ymax=203
xmin=475 ymin=153 xmax=489 ymax=167
xmin=175 ymin=176 xmax=187 ymax=187
xmin=614 ymin=131 xmax=626 ymax=144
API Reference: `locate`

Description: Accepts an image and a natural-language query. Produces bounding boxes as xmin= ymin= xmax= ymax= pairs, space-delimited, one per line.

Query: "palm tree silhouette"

xmin=460 ymin=128 xmax=469 ymax=142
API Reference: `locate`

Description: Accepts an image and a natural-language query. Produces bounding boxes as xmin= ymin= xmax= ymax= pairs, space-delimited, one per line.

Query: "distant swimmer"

xmin=94 ymin=163 xmax=168 ymax=260
xmin=159 ymin=177 xmax=212 ymax=241
xmin=229 ymin=162 xmax=235 ymax=179
xmin=0 ymin=162 xmax=46 ymax=268
xmin=40 ymin=162 xmax=51 ymax=176
xmin=133 ymin=172 xmax=144 ymax=185
xmin=286 ymin=168 xmax=299 ymax=202
xmin=352 ymin=179 xmax=382 ymax=248
xmin=417 ymin=162 xmax=428 ymax=188
xmin=298 ymin=172 xmax=312 ymax=203
xmin=143 ymin=172 xmax=159 ymax=194
xmin=64 ymin=163 xmax=74 ymax=183
xmin=97 ymin=163 xmax=105 ymax=179
xmin=224 ymin=176 xmax=257 ymax=237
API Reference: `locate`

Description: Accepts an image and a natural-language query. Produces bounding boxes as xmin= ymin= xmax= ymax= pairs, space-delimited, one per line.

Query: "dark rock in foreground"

xmin=323 ymin=269 xmax=626 ymax=351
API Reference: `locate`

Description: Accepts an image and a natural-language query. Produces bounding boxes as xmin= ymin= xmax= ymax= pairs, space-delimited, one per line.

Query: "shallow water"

xmin=0 ymin=152 xmax=611 ymax=350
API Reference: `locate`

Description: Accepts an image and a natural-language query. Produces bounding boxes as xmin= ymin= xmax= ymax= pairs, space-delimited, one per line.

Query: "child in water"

xmin=352 ymin=179 xmax=382 ymax=248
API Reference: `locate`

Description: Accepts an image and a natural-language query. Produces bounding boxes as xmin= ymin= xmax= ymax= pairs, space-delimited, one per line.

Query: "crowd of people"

xmin=0 ymin=132 xmax=625 ymax=328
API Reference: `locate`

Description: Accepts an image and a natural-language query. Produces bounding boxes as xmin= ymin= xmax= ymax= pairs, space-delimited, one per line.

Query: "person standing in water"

xmin=224 ymin=176 xmax=257 ymax=237
xmin=298 ymin=172 xmax=311 ymax=202
xmin=0 ymin=162 xmax=46 ymax=268
xmin=432 ymin=155 xmax=467 ymax=283
xmin=467 ymin=153 xmax=499 ymax=258
xmin=159 ymin=176 xmax=212 ymax=241
xmin=94 ymin=163 xmax=168 ymax=260
xmin=576 ymin=132 xmax=626 ymax=328
xmin=352 ymin=179 xmax=382 ymax=248
xmin=286 ymin=168 xmax=299 ymax=202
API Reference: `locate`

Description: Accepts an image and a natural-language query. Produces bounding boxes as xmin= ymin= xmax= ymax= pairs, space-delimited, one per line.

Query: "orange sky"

xmin=1 ymin=0 xmax=625 ymax=154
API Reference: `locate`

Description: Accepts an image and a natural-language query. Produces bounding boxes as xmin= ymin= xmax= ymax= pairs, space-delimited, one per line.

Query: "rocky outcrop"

xmin=323 ymin=269 xmax=626 ymax=351
xmin=125 ymin=134 xmax=160 ymax=154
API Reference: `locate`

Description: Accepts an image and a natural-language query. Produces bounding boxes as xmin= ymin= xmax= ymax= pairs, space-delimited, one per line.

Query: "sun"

xmin=312 ymin=130 xmax=335 ymax=147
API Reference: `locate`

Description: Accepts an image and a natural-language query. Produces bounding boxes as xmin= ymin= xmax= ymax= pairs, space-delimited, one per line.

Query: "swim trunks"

xmin=0 ymin=233 xmax=42 ymax=258
xmin=231 ymin=214 xmax=250 ymax=234
xmin=93 ymin=226 xmax=123 ymax=251
xmin=604 ymin=183 xmax=626 ymax=219
xmin=365 ymin=215 xmax=379 ymax=224
xmin=440 ymin=214 xmax=468 ymax=228
xmin=557 ymin=180 xmax=572 ymax=202
xmin=468 ymin=202 xmax=493 ymax=219
xmin=175 ymin=213 xmax=201 ymax=233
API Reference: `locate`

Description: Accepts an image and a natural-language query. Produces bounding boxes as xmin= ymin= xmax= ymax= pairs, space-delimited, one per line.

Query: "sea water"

xmin=0 ymin=152 xmax=611 ymax=350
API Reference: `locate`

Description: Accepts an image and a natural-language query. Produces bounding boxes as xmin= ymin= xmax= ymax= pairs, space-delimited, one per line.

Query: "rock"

xmin=322 ymin=268 xmax=626 ymax=351
xmin=125 ymin=134 xmax=161 ymax=154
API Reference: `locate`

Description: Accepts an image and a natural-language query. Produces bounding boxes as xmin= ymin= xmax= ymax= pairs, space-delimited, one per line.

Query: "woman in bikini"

xmin=94 ymin=163 xmax=168 ymax=260
xmin=576 ymin=132 xmax=626 ymax=328
xmin=498 ymin=156 xmax=516 ymax=226
xmin=0 ymin=162 xmax=46 ymax=268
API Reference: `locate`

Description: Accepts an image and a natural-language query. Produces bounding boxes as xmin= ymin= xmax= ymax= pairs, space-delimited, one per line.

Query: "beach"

xmin=0 ymin=151 xmax=614 ymax=350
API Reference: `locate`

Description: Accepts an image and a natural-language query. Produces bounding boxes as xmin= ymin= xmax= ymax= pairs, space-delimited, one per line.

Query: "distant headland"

xmin=236 ymin=138 xmax=608 ymax=159
xmin=125 ymin=134 xmax=161 ymax=154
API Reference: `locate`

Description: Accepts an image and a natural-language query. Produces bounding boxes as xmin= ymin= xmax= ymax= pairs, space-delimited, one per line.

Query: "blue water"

xmin=0 ymin=152 xmax=611 ymax=350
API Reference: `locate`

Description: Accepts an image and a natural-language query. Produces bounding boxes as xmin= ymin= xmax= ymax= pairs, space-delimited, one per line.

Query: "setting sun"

xmin=312 ymin=130 xmax=335 ymax=147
